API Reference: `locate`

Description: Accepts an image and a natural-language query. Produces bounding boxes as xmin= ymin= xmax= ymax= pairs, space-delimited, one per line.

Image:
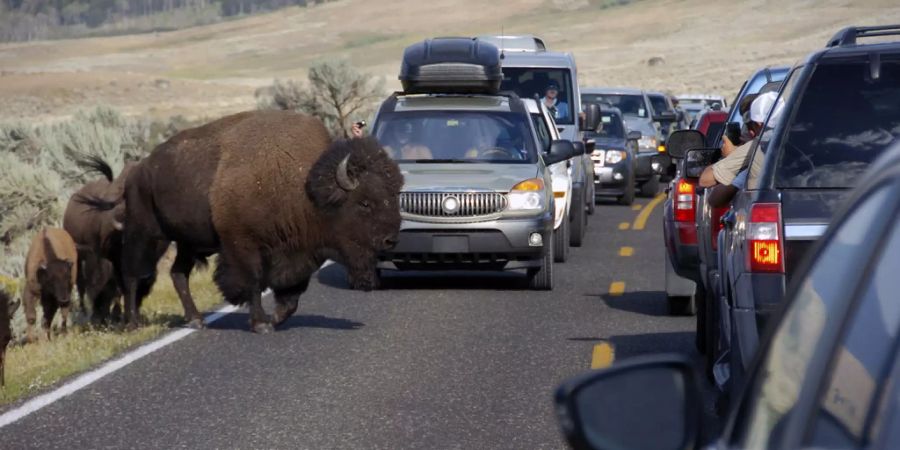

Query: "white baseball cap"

xmin=749 ymin=91 xmax=783 ymax=124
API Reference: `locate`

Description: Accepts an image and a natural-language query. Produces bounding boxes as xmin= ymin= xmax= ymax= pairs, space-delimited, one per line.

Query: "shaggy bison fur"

xmin=0 ymin=289 xmax=11 ymax=386
xmin=24 ymin=228 xmax=78 ymax=342
xmin=100 ymin=110 xmax=403 ymax=332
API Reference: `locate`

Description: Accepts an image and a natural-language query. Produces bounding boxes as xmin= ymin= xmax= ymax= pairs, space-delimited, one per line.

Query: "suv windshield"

xmin=581 ymin=94 xmax=648 ymax=118
xmin=374 ymin=110 xmax=537 ymax=164
xmin=501 ymin=68 xmax=574 ymax=125
xmin=588 ymin=112 xmax=625 ymax=139
xmin=774 ymin=60 xmax=900 ymax=188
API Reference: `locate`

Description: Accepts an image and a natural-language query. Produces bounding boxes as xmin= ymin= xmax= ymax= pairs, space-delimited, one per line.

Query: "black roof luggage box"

xmin=400 ymin=38 xmax=502 ymax=94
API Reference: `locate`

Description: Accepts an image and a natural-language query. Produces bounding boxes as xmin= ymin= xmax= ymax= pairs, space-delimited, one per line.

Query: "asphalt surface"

xmin=1 ymin=193 xmax=702 ymax=449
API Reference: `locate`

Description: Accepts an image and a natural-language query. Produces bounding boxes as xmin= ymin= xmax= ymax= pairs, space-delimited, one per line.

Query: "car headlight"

xmin=638 ymin=136 xmax=657 ymax=151
xmin=605 ymin=150 xmax=626 ymax=165
xmin=508 ymin=177 xmax=545 ymax=211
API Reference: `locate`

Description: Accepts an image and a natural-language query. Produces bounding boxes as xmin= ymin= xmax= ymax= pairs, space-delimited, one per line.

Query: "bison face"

xmin=37 ymin=259 xmax=74 ymax=305
xmin=308 ymin=137 xmax=403 ymax=288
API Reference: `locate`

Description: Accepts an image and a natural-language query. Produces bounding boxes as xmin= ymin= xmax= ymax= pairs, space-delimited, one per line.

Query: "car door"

xmin=722 ymin=182 xmax=900 ymax=449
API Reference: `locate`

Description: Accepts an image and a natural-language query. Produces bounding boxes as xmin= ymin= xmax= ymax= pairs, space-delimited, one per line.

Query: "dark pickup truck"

xmin=717 ymin=25 xmax=900 ymax=396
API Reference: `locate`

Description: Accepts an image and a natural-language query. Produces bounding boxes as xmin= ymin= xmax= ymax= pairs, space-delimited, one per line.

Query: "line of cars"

xmin=556 ymin=24 xmax=900 ymax=450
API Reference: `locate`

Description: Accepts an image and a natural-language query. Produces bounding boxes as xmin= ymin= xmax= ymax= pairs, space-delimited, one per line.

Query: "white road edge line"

xmin=0 ymin=303 xmax=239 ymax=429
xmin=0 ymin=259 xmax=339 ymax=428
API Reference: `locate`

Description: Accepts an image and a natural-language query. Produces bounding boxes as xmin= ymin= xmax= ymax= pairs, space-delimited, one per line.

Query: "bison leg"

xmin=171 ymin=246 xmax=204 ymax=329
xmin=41 ymin=296 xmax=58 ymax=340
xmin=215 ymin=248 xmax=271 ymax=334
xmin=24 ymin=289 xmax=38 ymax=343
xmin=59 ymin=304 xmax=70 ymax=335
xmin=273 ymin=280 xmax=310 ymax=327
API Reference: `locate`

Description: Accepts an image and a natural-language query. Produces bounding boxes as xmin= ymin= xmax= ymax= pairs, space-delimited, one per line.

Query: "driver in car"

xmin=383 ymin=121 xmax=432 ymax=159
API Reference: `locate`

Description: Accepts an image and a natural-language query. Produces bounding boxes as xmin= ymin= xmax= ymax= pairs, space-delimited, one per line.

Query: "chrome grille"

xmin=399 ymin=192 xmax=507 ymax=217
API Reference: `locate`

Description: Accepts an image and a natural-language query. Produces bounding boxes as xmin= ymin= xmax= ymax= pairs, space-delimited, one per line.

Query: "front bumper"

xmin=377 ymin=212 xmax=553 ymax=271
xmin=634 ymin=152 xmax=660 ymax=180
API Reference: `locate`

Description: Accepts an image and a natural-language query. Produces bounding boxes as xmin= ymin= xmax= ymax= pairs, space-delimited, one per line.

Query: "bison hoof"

xmin=185 ymin=318 xmax=206 ymax=330
xmin=251 ymin=321 xmax=274 ymax=334
xmin=273 ymin=306 xmax=298 ymax=327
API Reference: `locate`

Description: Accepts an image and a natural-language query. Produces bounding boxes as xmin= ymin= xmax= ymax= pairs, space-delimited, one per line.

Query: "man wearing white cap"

xmin=699 ymin=91 xmax=781 ymax=188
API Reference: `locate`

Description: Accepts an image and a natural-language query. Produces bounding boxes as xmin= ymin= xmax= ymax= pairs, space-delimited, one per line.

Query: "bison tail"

xmin=74 ymin=154 xmax=115 ymax=182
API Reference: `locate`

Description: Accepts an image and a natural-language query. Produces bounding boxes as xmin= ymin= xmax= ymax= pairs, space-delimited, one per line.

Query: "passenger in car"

xmin=382 ymin=121 xmax=433 ymax=160
xmin=542 ymin=83 xmax=569 ymax=122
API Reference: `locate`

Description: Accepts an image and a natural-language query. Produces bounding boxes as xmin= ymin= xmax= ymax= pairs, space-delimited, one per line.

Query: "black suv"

xmin=718 ymin=25 xmax=900 ymax=396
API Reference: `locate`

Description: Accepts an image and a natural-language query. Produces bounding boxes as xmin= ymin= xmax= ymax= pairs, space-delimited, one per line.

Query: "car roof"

xmin=581 ymin=86 xmax=645 ymax=96
xmin=393 ymin=94 xmax=513 ymax=112
xmin=476 ymin=35 xmax=547 ymax=52
xmin=497 ymin=51 xmax=575 ymax=68
xmin=646 ymin=91 xmax=669 ymax=98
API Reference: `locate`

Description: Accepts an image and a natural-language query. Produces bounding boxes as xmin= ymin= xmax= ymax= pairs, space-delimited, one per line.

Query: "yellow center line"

xmin=619 ymin=246 xmax=634 ymax=257
xmin=609 ymin=281 xmax=625 ymax=296
xmin=618 ymin=222 xmax=630 ymax=230
xmin=632 ymin=192 xmax=666 ymax=230
xmin=631 ymin=203 xmax=642 ymax=211
xmin=591 ymin=342 xmax=616 ymax=369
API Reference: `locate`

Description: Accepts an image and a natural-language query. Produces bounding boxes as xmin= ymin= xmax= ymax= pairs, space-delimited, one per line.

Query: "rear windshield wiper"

xmin=412 ymin=159 xmax=476 ymax=163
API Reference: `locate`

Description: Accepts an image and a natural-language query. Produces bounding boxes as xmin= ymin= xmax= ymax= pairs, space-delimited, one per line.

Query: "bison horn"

xmin=335 ymin=155 xmax=359 ymax=191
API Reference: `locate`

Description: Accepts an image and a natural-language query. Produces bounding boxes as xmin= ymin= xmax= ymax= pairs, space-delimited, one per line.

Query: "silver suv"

xmin=371 ymin=92 xmax=575 ymax=290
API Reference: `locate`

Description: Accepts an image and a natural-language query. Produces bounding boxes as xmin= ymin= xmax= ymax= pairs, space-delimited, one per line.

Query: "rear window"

xmin=582 ymin=94 xmax=648 ymax=118
xmin=775 ymin=60 xmax=900 ymax=188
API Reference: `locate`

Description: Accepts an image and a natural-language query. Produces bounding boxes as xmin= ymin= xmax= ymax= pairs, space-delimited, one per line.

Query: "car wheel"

xmin=569 ymin=187 xmax=585 ymax=247
xmin=665 ymin=251 xmax=696 ymax=316
xmin=553 ymin=216 xmax=569 ymax=262
xmin=586 ymin=180 xmax=596 ymax=215
xmin=617 ymin=171 xmax=636 ymax=205
xmin=639 ymin=175 xmax=660 ymax=198
xmin=704 ymin=282 xmax=720 ymax=380
xmin=695 ymin=282 xmax=707 ymax=354
xmin=527 ymin=239 xmax=553 ymax=290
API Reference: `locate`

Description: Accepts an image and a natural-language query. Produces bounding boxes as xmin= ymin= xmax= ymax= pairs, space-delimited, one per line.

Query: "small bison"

xmin=1 ymin=289 xmax=11 ymax=386
xmin=24 ymin=228 xmax=78 ymax=342
xmin=89 ymin=110 xmax=403 ymax=333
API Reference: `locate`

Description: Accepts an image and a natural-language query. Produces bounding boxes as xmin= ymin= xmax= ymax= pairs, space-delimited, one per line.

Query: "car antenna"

xmin=500 ymin=25 xmax=505 ymax=60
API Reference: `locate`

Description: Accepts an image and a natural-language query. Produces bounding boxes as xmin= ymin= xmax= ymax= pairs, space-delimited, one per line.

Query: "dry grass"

xmin=0 ymin=262 xmax=221 ymax=406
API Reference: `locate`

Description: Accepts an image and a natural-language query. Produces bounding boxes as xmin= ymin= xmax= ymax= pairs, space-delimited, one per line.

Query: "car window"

xmin=591 ymin=113 xmax=625 ymax=139
xmin=648 ymin=95 xmax=670 ymax=115
xmin=501 ymin=68 xmax=574 ymax=125
xmin=805 ymin=214 xmax=900 ymax=448
xmin=531 ymin=113 xmax=552 ymax=153
xmin=774 ymin=60 xmax=900 ymax=188
xmin=732 ymin=186 xmax=891 ymax=449
xmin=374 ymin=110 xmax=538 ymax=163
xmin=581 ymin=94 xmax=648 ymax=118
xmin=747 ymin=67 xmax=803 ymax=189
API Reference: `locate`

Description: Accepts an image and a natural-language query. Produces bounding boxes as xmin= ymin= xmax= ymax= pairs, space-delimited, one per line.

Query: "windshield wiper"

xmin=413 ymin=159 xmax=476 ymax=163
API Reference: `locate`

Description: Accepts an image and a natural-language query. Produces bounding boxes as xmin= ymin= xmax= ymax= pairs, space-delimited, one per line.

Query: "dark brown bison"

xmin=90 ymin=110 xmax=403 ymax=333
xmin=0 ymin=289 xmax=11 ymax=386
xmin=24 ymin=227 xmax=78 ymax=342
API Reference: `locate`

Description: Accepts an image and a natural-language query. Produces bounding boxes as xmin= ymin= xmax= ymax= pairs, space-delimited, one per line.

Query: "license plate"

xmin=432 ymin=235 xmax=469 ymax=253
xmin=594 ymin=166 xmax=613 ymax=176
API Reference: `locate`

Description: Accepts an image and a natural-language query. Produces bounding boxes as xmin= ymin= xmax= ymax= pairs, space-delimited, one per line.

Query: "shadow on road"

xmin=206 ymin=312 xmax=364 ymax=332
xmin=606 ymin=331 xmax=696 ymax=360
xmin=588 ymin=290 xmax=670 ymax=317
xmin=317 ymin=263 xmax=533 ymax=291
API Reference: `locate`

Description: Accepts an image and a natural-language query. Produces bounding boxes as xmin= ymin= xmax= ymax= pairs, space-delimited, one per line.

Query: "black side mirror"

xmin=627 ymin=130 xmax=642 ymax=141
xmin=683 ymin=148 xmax=721 ymax=178
xmin=545 ymin=139 xmax=576 ymax=165
xmin=653 ymin=110 xmax=677 ymax=123
xmin=555 ymin=355 xmax=701 ymax=450
xmin=572 ymin=141 xmax=588 ymax=156
xmin=584 ymin=139 xmax=596 ymax=154
xmin=581 ymin=103 xmax=602 ymax=132
xmin=666 ymin=129 xmax=705 ymax=159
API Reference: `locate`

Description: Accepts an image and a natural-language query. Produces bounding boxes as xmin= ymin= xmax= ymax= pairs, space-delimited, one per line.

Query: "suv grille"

xmin=399 ymin=192 xmax=507 ymax=217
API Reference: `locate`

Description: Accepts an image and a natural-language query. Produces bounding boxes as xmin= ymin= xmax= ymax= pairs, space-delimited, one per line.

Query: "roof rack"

xmin=826 ymin=24 xmax=900 ymax=47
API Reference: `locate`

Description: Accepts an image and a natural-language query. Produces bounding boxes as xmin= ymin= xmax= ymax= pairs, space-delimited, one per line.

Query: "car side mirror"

xmin=555 ymin=355 xmax=701 ymax=450
xmin=653 ymin=111 xmax=677 ymax=123
xmin=627 ymin=130 xmax=642 ymax=141
xmin=584 ymin=139 xmax=596 ymax=154
xmin=581 ymin=103 xmax=602 ymax=132
xmin=666 ymin=129 xmax=705 ymax=159
xmin=683 ymin=148 xmax=721 ymax=178
xmin=545 ymin=139 xmax=576 ymax=165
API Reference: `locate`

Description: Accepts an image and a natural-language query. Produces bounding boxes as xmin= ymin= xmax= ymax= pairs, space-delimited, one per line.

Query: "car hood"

xmin=591 ymin=136 xmax=628 ymax=150
xmin=398 ymin=163 xmax=541 ymax=192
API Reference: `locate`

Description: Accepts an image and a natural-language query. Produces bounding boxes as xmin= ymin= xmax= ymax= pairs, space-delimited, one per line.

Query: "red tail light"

xmin=747 ymin=203 xmax=784 ymax=273
xmin=674 ymin=179 xmax=696 ymax=222
xmin=711 ymin=206 xmax=729 ymax=251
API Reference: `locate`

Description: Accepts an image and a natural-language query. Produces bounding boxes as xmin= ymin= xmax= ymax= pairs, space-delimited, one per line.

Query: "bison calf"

xmin=24 ymin=228 xmax=78 ymax=342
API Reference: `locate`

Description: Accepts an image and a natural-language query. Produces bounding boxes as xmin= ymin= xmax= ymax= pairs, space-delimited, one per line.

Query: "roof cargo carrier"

xmin=399 ymin=38 xmax=502 ymax=94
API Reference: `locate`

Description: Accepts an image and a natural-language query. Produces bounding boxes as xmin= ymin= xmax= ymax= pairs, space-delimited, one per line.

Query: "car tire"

xmin=553 ymin=216 xmax=569 ymax=262
xmin=695 ymin=282 xmax=707 ymax=354
xmin=639 ymin=175 xmax=660 ymax=198
xmin=704 ymin=282 xmax=719 ymax=380
xmin=586 ymin=180 xmax=596 ymax=215
xmin=668 ymin=294 xmax=696 ymax=316
xmin=617 ymin=171 xmax=636 ymax=205
xmin=527 ymin=239 xmax=553 ymax=290
xmin=665 ymin=251 xmax=696 ymax=316
xmin=569 ymin=187 xmax=585 ymax=247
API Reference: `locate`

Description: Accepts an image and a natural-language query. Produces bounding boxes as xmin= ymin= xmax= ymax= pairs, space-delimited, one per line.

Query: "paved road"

xmin=1 ymin=194 xmax=700 ymax=449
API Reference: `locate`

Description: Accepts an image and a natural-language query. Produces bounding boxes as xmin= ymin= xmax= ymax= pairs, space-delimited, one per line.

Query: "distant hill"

xmin=0 ymin=0 xmax=336 ymax=42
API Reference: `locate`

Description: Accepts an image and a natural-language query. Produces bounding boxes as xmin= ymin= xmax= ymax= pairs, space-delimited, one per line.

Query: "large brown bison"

xmin=24 ymin=227 xmax=78 ymax=342
xmin=90 ymin=110 xmax=403 ymax=333
xmin=0 ymin=289 xmax=11 ymax=386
